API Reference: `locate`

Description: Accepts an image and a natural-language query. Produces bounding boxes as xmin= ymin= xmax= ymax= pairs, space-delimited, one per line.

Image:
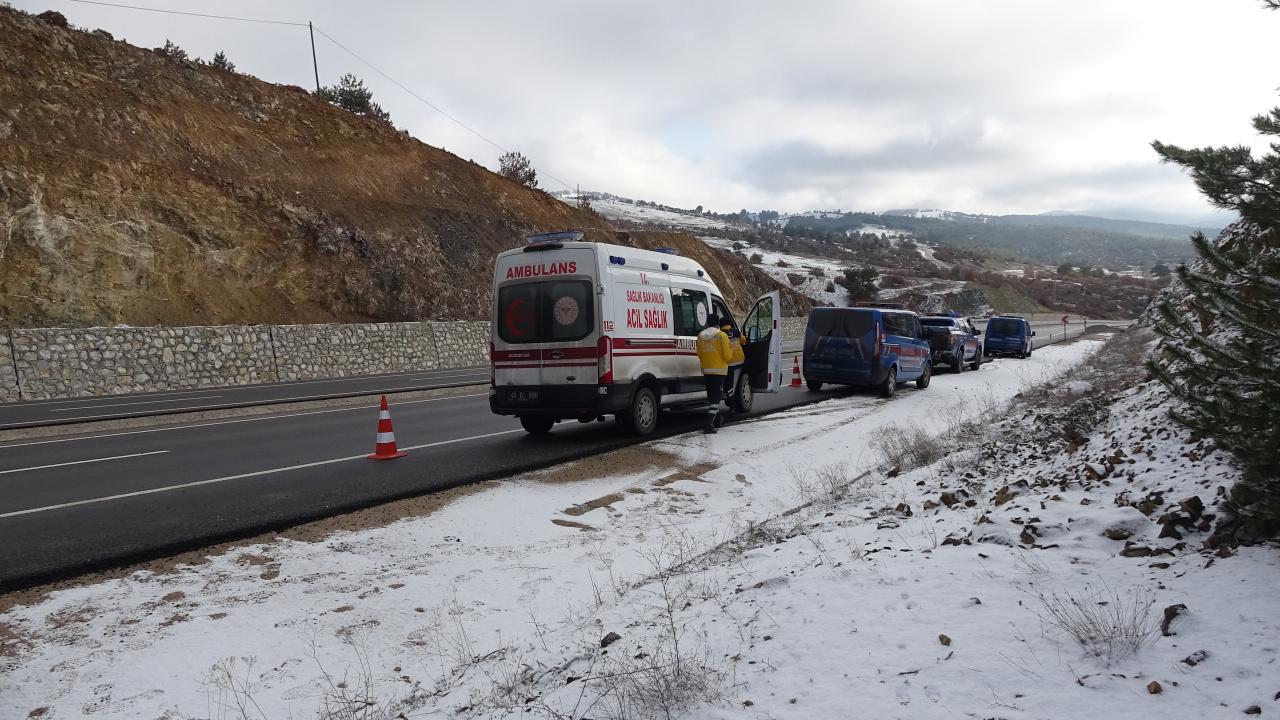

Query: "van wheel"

xmin=520 ymin=416 xmax=554 ymax=434
xmin=879 ymin=366 xmax=897 ymax=398
xmin=916 ymin=363 xmax=931 ymax=389
xmin=622 ymin=386 xmax=658 ymax=436
xmin=733 ymin=373 xmax=754 ymax=414
xmin=806 ymin=379 xmax=823 ymax=392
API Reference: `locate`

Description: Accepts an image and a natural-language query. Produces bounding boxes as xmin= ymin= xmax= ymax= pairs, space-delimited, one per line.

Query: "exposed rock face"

xmin=0 ymin=7 xmax=807 ymax=328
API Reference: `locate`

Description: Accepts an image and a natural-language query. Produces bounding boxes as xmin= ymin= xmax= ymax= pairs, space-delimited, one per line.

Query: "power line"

xmin=310 ymin=25 xmax=576 ymax=191
xmin=66 ymin=0 xmax=307 ymax=26
xmin=59 ymin=0 xmax=577 ymax=191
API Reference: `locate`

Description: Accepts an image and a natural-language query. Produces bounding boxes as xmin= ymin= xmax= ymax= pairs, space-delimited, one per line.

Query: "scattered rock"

xmin=1084 ymin=462 xmax=1110 ymax=480
xmin=1120 ymin=543 xmax=1154 ymax=558
xmin=1215 ymin=546 xmax=1235 ymax=558
xmin=994 ymin=485 xmax=1017 ymax=506
xmin=939 ymin=492 xmax=960 ymax=507
xmin=600 ymin=632 xmax=622 ymax=649
xmin=1161 ymin=604 xmax=1188 ymax=636
xmin=1103 ymin=526 xmax=1134 ymax=541
xmin=922 ymin=499 xmax=940 ymax=511
xmin=1147 ymin=680 xmax=1163 ymax=695
xmin=1179 ymin=496 xmax=1205 ymax=517
xmin=36 ymin=10 xmax=69 ymax=27
xmin=1181 ymin=650 xmax=1209 ymax=667
xmin=938 ymin=634 xmax=952 ymax=646
xmin=1243 ymin=706 xmax=1261 ymax=715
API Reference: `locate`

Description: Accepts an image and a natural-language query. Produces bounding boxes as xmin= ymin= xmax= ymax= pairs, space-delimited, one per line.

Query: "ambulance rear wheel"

xmin=519 ymin=415 xmax=555 ymax=435
xmin=622 ymin=386 xmax=658 ymax=436
xmin=733 ymin=373 xmax=754 ymax=414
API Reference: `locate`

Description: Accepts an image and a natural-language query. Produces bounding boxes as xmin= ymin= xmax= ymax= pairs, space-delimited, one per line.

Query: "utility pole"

xmin=309 ymin=21 xmax=320 ymax=91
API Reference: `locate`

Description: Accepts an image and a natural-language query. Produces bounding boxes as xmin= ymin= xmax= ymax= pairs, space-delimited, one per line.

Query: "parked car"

xmin=490 ymin=231 xmax=783 ymax=435
xmin=983 ymin=315 xmax=1035 ymax=358
xmin=802 ymin=305 xmax=931 ymax=397
xmin=920 ymin=315 xmax=983 ymax=373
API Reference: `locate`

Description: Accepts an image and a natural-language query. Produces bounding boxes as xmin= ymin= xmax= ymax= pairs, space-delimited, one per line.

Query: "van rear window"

xmin=920 ymin=318 xmax=954 ymax=327
xmin=807 ymin=309 xmax=873 ymax=337
xmin=498 ymin=280 xmax=594 ymax=344
xmin=987 ymin=318 xmax=1023 ymax=335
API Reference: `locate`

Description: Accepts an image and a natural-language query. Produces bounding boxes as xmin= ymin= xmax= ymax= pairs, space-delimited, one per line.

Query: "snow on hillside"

xmin=699 ymin=235 xmax=850 ymax=306
xmin=0 ymin=339 xmax=1149 ymax=720
xmin=579 ymin=197 xmax=735 ymax=232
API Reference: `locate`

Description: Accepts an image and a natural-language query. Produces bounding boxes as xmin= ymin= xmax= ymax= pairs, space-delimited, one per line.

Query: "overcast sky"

xmin=17 ymin=0 xmax=1279 ymax=223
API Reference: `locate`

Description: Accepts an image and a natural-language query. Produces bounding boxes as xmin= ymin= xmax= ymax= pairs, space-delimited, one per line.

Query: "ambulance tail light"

xmin=597 ymin=335 xmax=613 ymax=384
xmin=489 ymin=342 xmax=496 ymax=387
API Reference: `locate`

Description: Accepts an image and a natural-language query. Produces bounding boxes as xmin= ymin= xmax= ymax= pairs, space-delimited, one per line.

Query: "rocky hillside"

xmin=0 ymin=8 xmax=807 ymax=327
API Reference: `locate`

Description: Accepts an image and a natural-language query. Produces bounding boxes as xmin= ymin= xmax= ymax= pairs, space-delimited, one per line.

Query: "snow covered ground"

xmin=2 ymin=334 xmax=1274 ymax=719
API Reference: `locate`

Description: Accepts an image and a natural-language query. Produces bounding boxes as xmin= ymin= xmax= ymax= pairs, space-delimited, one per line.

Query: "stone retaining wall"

xmin=271 ymin=323 xmax=439 ymax=382
xmin=0 ymin=317 xmax=809 ymax=402
xmin=0 ymin=337 xmax=17 ymax=403
xmin=780 ymin=316 xmax=808 ymax=344
xmin=9 ymin=326 xmax=276 ymax=401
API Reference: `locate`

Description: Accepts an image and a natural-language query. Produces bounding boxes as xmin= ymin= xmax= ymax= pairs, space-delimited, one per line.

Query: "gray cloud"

xmin=13 ymin=0 xmax=1278 ymax=217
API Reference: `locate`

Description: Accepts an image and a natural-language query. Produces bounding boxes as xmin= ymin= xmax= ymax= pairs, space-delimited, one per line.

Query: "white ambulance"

xmin=489 ymin=231 xmax=782 ymax=435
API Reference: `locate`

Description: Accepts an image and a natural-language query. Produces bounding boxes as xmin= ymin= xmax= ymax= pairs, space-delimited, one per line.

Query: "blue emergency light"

xmin=526 ymin=230 xmax=584 ymax=245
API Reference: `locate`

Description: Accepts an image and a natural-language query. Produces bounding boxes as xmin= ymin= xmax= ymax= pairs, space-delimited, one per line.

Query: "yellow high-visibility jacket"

xmin=722 ymin=325 xmax=746 ymax=366
xmin=696 ymin=326 xmax=733 ymax=375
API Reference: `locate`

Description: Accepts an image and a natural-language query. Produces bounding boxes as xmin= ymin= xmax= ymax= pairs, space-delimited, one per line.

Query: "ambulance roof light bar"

xmin=525 ymin=230 xmax=584 ymax=245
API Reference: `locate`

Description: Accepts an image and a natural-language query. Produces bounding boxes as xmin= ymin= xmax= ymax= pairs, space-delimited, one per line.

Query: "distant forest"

xmin=785 ymin=213 xmax=1197 ymax=269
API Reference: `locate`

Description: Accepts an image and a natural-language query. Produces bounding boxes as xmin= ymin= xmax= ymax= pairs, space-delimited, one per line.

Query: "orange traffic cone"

xmin=367 ymin=395 xmax=407 ymax=460
xmin=790 ymin=357 xmax=803 ymax=388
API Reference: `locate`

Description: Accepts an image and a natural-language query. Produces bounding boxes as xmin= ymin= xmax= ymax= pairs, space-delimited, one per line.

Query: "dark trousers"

xmin=704 ymin=374 xmax=723 ymax=425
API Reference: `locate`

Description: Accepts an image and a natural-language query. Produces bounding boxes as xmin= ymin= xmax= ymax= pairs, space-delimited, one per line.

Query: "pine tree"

xmin=841 ymin=266 xmax=879 ymax=304
xmin=159 ymin=39 xmax=187 ymax=61
xmin=316 ymin=73 xmax=391 ymax=124
xmin=498 ymin=151 xmax=538 ymax=188
xmin=1149 ymin=90 xmax=1280 ymax=538
xmin=211 ymin=51 xmax=235 ymax=72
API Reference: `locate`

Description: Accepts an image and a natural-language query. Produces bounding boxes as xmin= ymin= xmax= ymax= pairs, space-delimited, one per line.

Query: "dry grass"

xmin=1032 ymin=584 xmax=1158 ymax=665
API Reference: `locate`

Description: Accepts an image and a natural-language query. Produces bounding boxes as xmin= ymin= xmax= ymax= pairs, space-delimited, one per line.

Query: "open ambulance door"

xmin=742 ymin=290 xmax=782 ymax=392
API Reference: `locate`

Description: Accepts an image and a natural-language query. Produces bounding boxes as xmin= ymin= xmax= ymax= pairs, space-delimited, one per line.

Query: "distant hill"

xmin=818 ymin=212 xmax=1195 ymax=269
xmin=994 ymin=214 xmax=1219 ymax=240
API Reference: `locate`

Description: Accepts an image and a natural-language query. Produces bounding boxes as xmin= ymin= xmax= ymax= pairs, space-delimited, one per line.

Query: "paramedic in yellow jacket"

xmin=696 ymin=313 xmax=734 ymax=433
xmin=721 ymin=320 xmax=747 ymax=411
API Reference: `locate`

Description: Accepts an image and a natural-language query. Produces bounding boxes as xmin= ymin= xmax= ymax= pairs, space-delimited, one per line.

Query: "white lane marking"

xmin=0 ymin=393 xmax=490 ymax=450
xmin=0 ymin=430 xmax=522 ymax=518
xmin=51 ymin=395 xmax=225 ymax=412
xmin=0 ymin=450 xmax=169 ymax=476
xmin=0 ymin=376 xmax=490 ymax=429
xmin=20 ymin=390 xmax=226 ymax=408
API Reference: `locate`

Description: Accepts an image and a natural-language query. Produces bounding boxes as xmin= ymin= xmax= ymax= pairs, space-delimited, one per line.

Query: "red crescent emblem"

xmin=504 ymin=298 xmax=534 ymax=338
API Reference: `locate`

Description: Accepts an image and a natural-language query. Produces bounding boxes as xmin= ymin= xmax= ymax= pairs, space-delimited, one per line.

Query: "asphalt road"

xmin=0 ymin=366 xmax=491 ymax=430
xmin=0 ymin=362 xmax=812 ymax=591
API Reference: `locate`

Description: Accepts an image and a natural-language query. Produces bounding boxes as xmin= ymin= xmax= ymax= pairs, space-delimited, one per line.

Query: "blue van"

xmin=802 ymin=306 xmax=931 ymax=397
xmin=983 ymin=315 xmax=1035 ymax=358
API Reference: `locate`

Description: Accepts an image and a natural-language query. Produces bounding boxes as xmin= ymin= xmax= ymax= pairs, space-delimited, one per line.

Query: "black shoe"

xmin=702 ymin=425 xmax=718 ymax=434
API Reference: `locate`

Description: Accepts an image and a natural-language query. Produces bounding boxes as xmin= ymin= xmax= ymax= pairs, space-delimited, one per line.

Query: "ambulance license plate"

xmin=508 ymin=390 xmax=539 ymax=402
